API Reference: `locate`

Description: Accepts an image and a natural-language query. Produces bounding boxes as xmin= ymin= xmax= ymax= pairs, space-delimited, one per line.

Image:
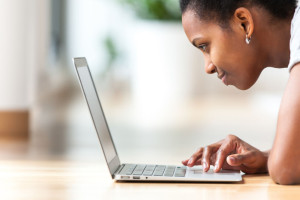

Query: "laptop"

xmin=73 ymin=57 xmax=243 ymax=182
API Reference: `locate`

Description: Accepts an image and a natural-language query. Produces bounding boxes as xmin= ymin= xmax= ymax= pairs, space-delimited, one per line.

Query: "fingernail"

xmin=229 ymin=156 xmax=236 ymax=163
xmin=188 ymin=159 xmax=192 ymax=165
xmin=214 ymin=161 xmax=219 ymax=172
xmin=203 ymin=162 xmax=207 ymax=170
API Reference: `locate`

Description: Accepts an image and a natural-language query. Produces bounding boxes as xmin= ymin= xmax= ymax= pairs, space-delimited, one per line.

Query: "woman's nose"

xmin=205 ymin=62 xmax=217 ymax=74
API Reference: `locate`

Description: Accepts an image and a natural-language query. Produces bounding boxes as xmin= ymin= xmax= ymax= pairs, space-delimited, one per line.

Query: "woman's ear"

xmin=233 ymin=7 xmax=254 ymax=38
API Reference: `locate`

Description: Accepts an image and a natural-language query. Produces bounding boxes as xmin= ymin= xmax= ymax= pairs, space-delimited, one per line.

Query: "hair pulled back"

xmin=180 ymin=0 xmax=297 ymax=25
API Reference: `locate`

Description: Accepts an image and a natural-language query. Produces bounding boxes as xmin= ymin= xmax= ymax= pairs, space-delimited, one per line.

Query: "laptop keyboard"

xmin=119 ymin=164 xmax=186 ymax=177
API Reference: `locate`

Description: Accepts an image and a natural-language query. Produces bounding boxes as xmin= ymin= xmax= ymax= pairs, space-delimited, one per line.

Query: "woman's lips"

xmin=222 ymin=74 xmax=228 ymax=86
xmin=218 ymin=73 xmax=228 ymax=86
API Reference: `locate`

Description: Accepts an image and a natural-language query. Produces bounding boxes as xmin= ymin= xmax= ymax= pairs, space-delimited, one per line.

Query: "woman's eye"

xmin=198 ymin=44 xmax=207 ymax=52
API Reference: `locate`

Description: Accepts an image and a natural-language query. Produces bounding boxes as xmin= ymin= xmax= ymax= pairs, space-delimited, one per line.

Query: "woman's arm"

xmin=268 ymin=63 xmax=300 ymax=185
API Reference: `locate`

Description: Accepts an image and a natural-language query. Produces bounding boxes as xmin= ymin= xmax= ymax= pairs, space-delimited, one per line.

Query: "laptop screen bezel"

xmin=73 ymin=57 xmax=121 ymax=178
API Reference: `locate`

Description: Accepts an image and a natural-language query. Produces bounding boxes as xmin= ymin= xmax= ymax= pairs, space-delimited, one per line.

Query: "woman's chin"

xmin=222 ymin=75 xmax=259 ymax=90
xmin=233 ymin=82 xmax=254 ymax=90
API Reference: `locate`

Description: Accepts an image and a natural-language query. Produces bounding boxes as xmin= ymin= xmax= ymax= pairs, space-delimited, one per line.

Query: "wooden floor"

xmin=0 ymin=158 xmax=299 ymax=200
xmin=0 ymin=139 xmax=297 ymax=200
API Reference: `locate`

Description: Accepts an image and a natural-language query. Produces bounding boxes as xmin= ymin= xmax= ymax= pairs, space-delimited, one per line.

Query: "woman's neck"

xmin=263 ymin=18 xmax=292 ymax=68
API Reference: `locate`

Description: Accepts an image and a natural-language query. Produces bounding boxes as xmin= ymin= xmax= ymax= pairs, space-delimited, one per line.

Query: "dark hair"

xmin=180 ymin=0 xmax=297 ymax=25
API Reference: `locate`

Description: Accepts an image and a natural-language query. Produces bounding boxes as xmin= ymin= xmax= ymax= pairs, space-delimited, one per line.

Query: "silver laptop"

xmin=73 ymin=57 xmax=242 ymax=182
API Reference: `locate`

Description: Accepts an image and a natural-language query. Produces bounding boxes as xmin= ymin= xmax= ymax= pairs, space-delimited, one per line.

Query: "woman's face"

xmin=182 ymin=9 xmax=264 ymax=90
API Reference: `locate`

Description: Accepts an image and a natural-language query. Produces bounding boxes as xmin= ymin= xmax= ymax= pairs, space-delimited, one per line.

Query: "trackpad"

xmin=193 ymin=169 xmax=214 ymax=174
xmin=187 ymin=166 xmax=242 ymax=181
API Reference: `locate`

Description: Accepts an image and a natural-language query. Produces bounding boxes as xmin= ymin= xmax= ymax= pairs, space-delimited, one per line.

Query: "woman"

xmin=180 ymin=0 xmax=300 ymax=185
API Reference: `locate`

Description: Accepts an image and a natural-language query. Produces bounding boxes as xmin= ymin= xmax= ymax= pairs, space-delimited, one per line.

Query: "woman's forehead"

xmin=182 ymin=10 xmax=221 ymax=41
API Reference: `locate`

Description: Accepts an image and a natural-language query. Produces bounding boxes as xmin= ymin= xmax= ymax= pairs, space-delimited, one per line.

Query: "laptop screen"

xmin=74 ymin=58 xmax=119 ymax=174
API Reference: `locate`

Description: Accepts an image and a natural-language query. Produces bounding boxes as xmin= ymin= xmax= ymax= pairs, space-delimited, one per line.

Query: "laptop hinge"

xmin=113 ymin=164 xmax=125 ymax=178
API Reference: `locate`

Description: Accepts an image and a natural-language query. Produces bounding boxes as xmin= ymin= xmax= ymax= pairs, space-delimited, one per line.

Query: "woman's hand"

xmin=182 ymin=135 xmax=269 ymax=174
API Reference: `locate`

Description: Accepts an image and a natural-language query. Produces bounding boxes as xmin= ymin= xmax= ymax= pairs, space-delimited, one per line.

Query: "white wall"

xmin=0 ymin=1 xmax=30 ymax=110
xmin=0 ymin=0 xmax=50 ymax=111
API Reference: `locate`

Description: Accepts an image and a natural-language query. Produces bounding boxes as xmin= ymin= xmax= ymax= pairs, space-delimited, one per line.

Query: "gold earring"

xmin=245 ymin=34 xmax=251 ymax=44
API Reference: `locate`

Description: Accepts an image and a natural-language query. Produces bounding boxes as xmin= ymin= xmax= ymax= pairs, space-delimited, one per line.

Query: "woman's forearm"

xmin=268 ymin=64 xmax=300 ymax=185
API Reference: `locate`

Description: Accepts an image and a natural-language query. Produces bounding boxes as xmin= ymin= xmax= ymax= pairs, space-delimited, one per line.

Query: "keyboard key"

xmin=143 ymin=165 xmax=156 ymax=176
xmin=153 ymin=165 xmax=166 ymax=176
xmin=156 ymin=165 xmax=166 ymax=170
xmin=119 ymin=164 xmax=137 ymax=175
xmin=133 ymin=165 xmax=146 ymax=175
xmin=154 ymin=170 xmax=165 ymax=176
xmin=164 ymin=166 xmax=176 ymax=177
xmin=174 ymin=169 xmax=186 ymax=177
xmin=175 ymin=166 xmax=187 ymax=177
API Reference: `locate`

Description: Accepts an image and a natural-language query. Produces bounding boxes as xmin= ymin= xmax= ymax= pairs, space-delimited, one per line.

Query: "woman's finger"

xmin=202 ymin=145 xmax=219 ymax=172
xmin=193 ymin=158 xmax=203 ymax=165
xmin=186 ymin=147 xmax=204 ymax=167
xmin=226 ymin=151 xmax=256 ymax=166
xmin=182 ymin=159 xmax=189 ymax=165
xmin=214 ymin=136 xmax=238 ymax=172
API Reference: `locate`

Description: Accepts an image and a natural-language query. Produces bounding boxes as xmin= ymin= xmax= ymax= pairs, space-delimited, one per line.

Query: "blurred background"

xmin=0 ymin=0 xmax=289 ymax=164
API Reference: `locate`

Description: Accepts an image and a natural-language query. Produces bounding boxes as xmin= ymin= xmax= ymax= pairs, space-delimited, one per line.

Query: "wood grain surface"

xmin=0 ymin=159 xmax=298 ymax=200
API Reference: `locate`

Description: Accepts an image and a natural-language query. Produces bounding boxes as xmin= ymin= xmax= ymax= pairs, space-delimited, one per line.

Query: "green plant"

xmin=101 ymin=35 xmax=121 ymax=77
xmin=120 ymin=0 xmax=181 ymax=21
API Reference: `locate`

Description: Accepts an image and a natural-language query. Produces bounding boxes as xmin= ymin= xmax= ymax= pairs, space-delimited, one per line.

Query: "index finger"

xmin=186 ymin=147 xmax=204 ymax=167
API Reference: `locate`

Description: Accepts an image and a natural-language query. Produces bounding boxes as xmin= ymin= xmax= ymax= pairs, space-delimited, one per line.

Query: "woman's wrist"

xmin=259 ymin=150 xmax=270 ymax=173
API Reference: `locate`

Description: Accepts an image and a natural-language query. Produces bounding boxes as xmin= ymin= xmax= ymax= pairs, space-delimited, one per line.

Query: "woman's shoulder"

xmin=287 ymin=6 xmax=300 ymax=71
xmin=295 ymin=5 xmax=300 ymax=13
xmin=295 ymin=6 xmax=300 ymax=15
xmin=291 ymin=6 xmax=300 ymax=29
